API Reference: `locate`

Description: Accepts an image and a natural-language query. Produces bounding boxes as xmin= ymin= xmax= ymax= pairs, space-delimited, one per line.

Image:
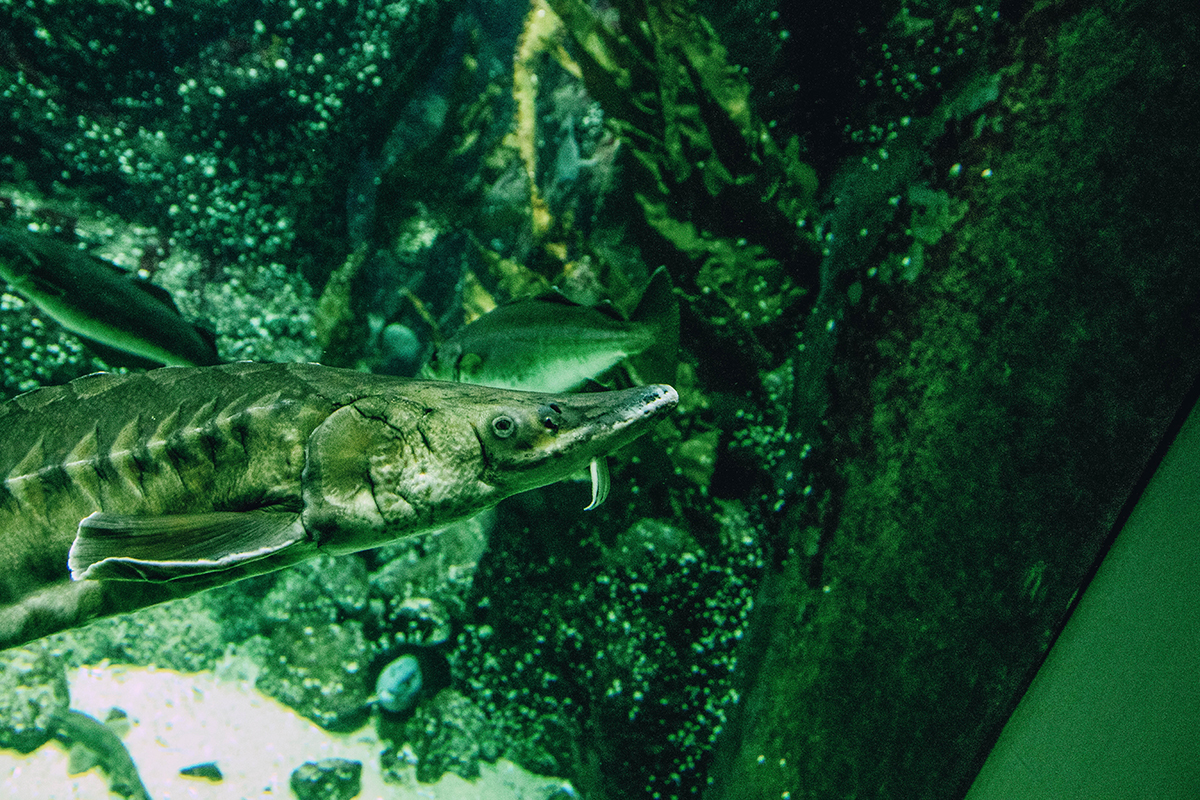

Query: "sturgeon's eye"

xmin=491 ymin=415 xmax=516 ymax=438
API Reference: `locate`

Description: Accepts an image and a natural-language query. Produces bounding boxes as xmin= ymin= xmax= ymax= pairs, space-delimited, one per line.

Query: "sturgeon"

xmin=0 ymin=362 xmax=677 ymax=650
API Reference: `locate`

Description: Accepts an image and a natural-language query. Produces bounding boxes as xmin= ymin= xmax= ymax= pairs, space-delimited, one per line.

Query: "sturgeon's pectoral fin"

xmin=584 ymin=457 xmax=610 ymax=511
xmin=69 ymin=510 xmax=306 ymax=582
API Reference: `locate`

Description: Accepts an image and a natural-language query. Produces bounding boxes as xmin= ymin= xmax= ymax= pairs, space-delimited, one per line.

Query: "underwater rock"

xmin=105 ymin=594 xmax=227 ymax=673
xmin=290 ymin=757 xmax=362 ymax=800
xmin=0 ymin=0 xmax=458 ymax=284
xmin=451 ymin=494 xmax=762 ymax=796
xmin=668 ymin=428 xmax=720 ymax=489
xmin=368 ymin=521 xmax=487 ymax=599
xmin=44 ymin=585 xmax=231 ymax=675
xmin=0 ymin=0 xmax=463 ymax=370
xmin=375 ymin=654 xmax=423 ymax=714
xmin=262 ymin=555 xmax=371 ymax=625
xmin=256 ymin=619 xmax=372 ymax=731
xmin=604 ymin=517 xmax=701 ymax=573
xmin=0 ymin=647 xmax=69 ymax=753
xmin=367 ymin=510 xmax=495 ymax=636
xmin=407 ymin=689 xmax=501 ymax=783
xmin=382 ymin=597 xmax=453 ymax=648
xmin=179 ymin=761 xmax=223 ymax=781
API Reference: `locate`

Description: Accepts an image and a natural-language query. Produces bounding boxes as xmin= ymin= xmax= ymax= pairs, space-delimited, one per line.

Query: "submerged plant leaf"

xmin=545 ymin=0 xmax=819 ymax=327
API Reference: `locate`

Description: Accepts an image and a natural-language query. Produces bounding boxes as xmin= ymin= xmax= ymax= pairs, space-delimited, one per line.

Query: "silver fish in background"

xmin=50 ymin=707 xmax=150 ymax=800
xmin=0 ymin=225 xmax=219 ymax=367
xmin=423 ymin=266 xmax=680 ymax=393
xmin=0 ymin=362 xmax=677 ymax=650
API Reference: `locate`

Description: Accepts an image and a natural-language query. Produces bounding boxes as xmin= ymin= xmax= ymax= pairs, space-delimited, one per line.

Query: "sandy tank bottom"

xmin=0 ymin=664 xmax=572 ymax=799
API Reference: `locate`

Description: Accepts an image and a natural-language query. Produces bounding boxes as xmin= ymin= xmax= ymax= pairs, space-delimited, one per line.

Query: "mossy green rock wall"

xmin=707 ymin=2 xmax=1200 ymax=798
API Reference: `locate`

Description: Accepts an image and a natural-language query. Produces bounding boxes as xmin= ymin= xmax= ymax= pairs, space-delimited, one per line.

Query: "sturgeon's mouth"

xmin=575 ymin=385 xmax=677 ymax=509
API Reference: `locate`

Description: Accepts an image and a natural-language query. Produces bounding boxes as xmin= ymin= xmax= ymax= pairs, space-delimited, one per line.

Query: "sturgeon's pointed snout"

xmin=623 ymin=383 xmax=680 ymax=416
xmin=603 ymin=383 xmax=678 ymax=438
xmin=570 ymin=383 xmax=679 ymax=426
xmin=554 ymin=383 xmax=678 ymax=451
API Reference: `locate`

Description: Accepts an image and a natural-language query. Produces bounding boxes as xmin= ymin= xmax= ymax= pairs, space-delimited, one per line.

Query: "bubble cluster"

xmin=451 ymin=504 xmax=763 ymax=796
xmin=0 ymin=291 xmax=108 ymax=400
xmin=1 ymin=0 xmax=454 ymax=364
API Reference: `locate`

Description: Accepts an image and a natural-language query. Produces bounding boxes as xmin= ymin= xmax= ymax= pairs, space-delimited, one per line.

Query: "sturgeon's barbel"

xmin=0 ymin=362 xmax=677 ymax=650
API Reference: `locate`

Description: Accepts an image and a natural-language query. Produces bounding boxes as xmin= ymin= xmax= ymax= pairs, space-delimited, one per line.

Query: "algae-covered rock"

xmin=262 ymin=554 xmax=371 ymax=625
xmin=46 ymin=592 xmax=228 ymax=673
xmin=407 ymin=688 xmax=501 ymax=782
xmin=256 ymin=620 xmax=371 ymax=731
xmin=0 ymin=647 xmax=69 ymax=753
xmin=290 ymin=757 xmax=362 ymax=800
xmin=603 ymin=517 xmax=701 ymax=572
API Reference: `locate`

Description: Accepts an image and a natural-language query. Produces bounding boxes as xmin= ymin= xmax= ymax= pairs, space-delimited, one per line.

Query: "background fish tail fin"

xmin=628 ymin=266 xmax=680 ymax=386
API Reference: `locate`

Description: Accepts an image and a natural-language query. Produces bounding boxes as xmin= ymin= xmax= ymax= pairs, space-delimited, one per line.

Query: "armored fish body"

xmin=0 ymin=362 xmax=676 ymax=650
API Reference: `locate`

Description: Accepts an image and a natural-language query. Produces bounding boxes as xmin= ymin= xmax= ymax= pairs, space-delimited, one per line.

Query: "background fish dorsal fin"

xmin=69 ymin=510 xmax=306 ymax=582
xmin=103 ymin=707 xmax=131 ymax=739
xmin=546 ymin=285 xmax=631 ymax=322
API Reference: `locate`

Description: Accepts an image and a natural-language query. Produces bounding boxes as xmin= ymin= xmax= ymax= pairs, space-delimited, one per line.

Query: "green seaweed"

xmin=545 ymin=0 xmax=819 ymax=327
